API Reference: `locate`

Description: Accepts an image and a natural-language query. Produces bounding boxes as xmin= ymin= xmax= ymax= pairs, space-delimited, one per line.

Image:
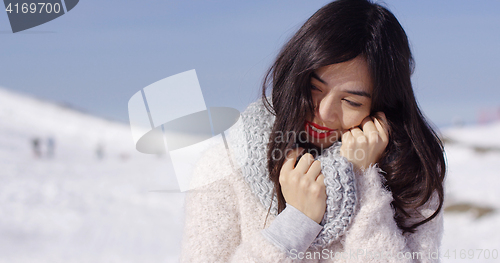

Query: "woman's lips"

xmin=307 ymin=121 xmax=335 ymax=131
xmin=305 ymin=121 xmax=336 ymax=139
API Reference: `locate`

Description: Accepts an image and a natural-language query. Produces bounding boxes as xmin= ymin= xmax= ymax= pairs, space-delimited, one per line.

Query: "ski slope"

xmin=0 ymin=87 xmax=184 ymax=263
xmin=0 ymin=86 xmax=498 ymax=262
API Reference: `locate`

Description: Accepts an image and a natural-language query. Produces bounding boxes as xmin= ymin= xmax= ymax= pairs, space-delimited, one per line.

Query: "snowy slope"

xmin=440 ymin=124 xmax=500 ymax=262
xmin=0 ymin=87 xmax=184 ymax=263
xmin=0 ymin=86 xmax=498 ymax=262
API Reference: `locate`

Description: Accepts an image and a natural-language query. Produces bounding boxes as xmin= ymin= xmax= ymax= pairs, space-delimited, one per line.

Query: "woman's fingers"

xmin=280 ymin=148 xmax=326 ymax=224
xmin=295 ymin=153 xmax=315 ymax=174
xmin=340 ymin=112 xmax=389 ymax=171
xmin=361 ymin=117 xmax=379 ymax=142
xmin=373 ymin=111 xmax=388 ymax=126
xmin=349 ymin=127 xmax=364 ymax=137
xmin=373 ymin=113 xmax=389 ymax=143
xmin=350 ymin=127 xmax=366 ymax=144
xmin=341 ymin=129 xmax=352 ymax=142
xmin=316 ymin=173 xmax=325 ymax=183
xmin=306 ymin=160 xmax=322 ymax=181
xmin=282 ymin=147 xmax=317 ymax=175
xmin=282 ymin=147 xmax=304 ymax=172
xmin=359 ymin=116 xmax=372 ymax=128
xmin=357 ymin=113 xmax=388 ymax=144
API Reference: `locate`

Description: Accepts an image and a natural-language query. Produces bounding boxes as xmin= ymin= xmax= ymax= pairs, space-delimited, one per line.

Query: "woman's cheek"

xmin=342 ymin=111 xmax=367 ymax=129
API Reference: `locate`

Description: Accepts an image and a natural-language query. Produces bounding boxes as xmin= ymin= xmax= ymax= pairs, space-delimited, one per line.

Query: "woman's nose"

xmin=316 ymin=94 xmax=339 ymax=124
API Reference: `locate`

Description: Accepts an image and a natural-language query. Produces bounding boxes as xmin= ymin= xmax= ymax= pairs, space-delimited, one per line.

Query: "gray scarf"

xmin=225 ymin=99 xmax=357 ymax=250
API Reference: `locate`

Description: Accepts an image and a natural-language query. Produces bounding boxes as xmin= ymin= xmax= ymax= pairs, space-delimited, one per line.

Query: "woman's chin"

xmin=306 ymin=132 xmax=341 ymax=149
xmin=309 ymin=141 xmax=334 ymax=149
xmin=307 ymin=136 xmax=340 ymax=149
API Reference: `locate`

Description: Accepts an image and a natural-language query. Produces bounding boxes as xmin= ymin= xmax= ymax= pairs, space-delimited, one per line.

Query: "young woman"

xmin=181 ymin=0 xmax=445 ymax=262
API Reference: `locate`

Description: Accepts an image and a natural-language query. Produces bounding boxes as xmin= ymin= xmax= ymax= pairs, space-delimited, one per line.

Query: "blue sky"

xmin=1 ymin=0 xmax=499 ymax=127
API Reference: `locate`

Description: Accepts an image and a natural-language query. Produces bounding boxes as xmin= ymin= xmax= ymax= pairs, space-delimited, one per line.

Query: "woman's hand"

xmin=279 ymin=147 xmax=326 ymax=224
xmin=340 ymin=112 xmax=389 ymax=171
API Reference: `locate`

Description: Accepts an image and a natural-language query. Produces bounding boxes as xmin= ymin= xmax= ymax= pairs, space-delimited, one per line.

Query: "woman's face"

xmin=305 ymin=56 xmax=373 ymax=148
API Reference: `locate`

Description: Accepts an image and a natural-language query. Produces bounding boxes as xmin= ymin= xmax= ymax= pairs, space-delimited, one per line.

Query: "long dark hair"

xmin=262 ymin=0 xmax=445 ymax=232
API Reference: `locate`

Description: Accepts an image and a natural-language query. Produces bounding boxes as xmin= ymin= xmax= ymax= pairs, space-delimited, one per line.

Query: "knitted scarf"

xmin=225 ymin=99 xmax=357 ymax=250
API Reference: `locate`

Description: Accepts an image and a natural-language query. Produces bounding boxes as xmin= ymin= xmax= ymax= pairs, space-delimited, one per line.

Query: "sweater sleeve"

xmin=261 ymin=204 xmax=323 ymax=257
xmin=180 ymin=146 xmax=297 ymax=263
xmin=340 ymin=166 xmax=443 ymax=263
xmin=180 ymin=177 xmax=295 ymax=263
xmin=404 ymin=194 xmax=443 ymax=263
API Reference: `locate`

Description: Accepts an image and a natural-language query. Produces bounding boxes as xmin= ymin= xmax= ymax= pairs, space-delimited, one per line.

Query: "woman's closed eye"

xmin=342 ymin=98 xmax=362 ymax=107
xmin=311 ymin=85 xmax=322 ymax=92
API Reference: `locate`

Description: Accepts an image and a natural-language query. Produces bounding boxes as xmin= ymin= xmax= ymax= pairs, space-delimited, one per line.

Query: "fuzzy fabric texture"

xmin=180 ymin=99 xmax=444 ymax=263
xmin=225 ymin=99 xmax=357 ymax=250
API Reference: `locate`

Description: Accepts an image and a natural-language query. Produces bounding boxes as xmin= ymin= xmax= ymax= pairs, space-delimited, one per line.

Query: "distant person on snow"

xmin=46 ymin=136 xmax=55 ymax=158
xmin=96 ymin=143 xmax=104 ymax=160
xmin=31 ymin=137 xmax=41 ymax=158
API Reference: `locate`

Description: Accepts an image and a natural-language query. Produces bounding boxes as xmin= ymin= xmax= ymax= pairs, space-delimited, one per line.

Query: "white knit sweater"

xmin=180 ymin=100 xmax=443 ymax=263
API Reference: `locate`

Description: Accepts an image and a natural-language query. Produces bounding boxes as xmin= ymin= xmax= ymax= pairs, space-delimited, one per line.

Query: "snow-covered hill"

xmin=439 ymin=123 xmax=500 ymax=262
xmin=0 ymin=87 xmax=184 ymax=263
xmin=0 ymin=86 xmax=498 ymax=262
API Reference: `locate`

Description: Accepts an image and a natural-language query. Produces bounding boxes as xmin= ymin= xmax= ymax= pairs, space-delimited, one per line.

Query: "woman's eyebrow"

xmin=311 ymin=72 xmax=327 ymax=84
xmin=312 ymin=72 xmax=371 ymax=98
xmin=345 ymin=90 xmax=372 ymax=99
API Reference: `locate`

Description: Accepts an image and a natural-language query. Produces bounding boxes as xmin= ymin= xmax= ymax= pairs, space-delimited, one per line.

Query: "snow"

xmin=0 ymin=87 xmax=184 ymax=263
xmin=440 ymin=124 xmax=500 ymax=263
xmin=0 ymin=86 xmax=498 ymax=262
